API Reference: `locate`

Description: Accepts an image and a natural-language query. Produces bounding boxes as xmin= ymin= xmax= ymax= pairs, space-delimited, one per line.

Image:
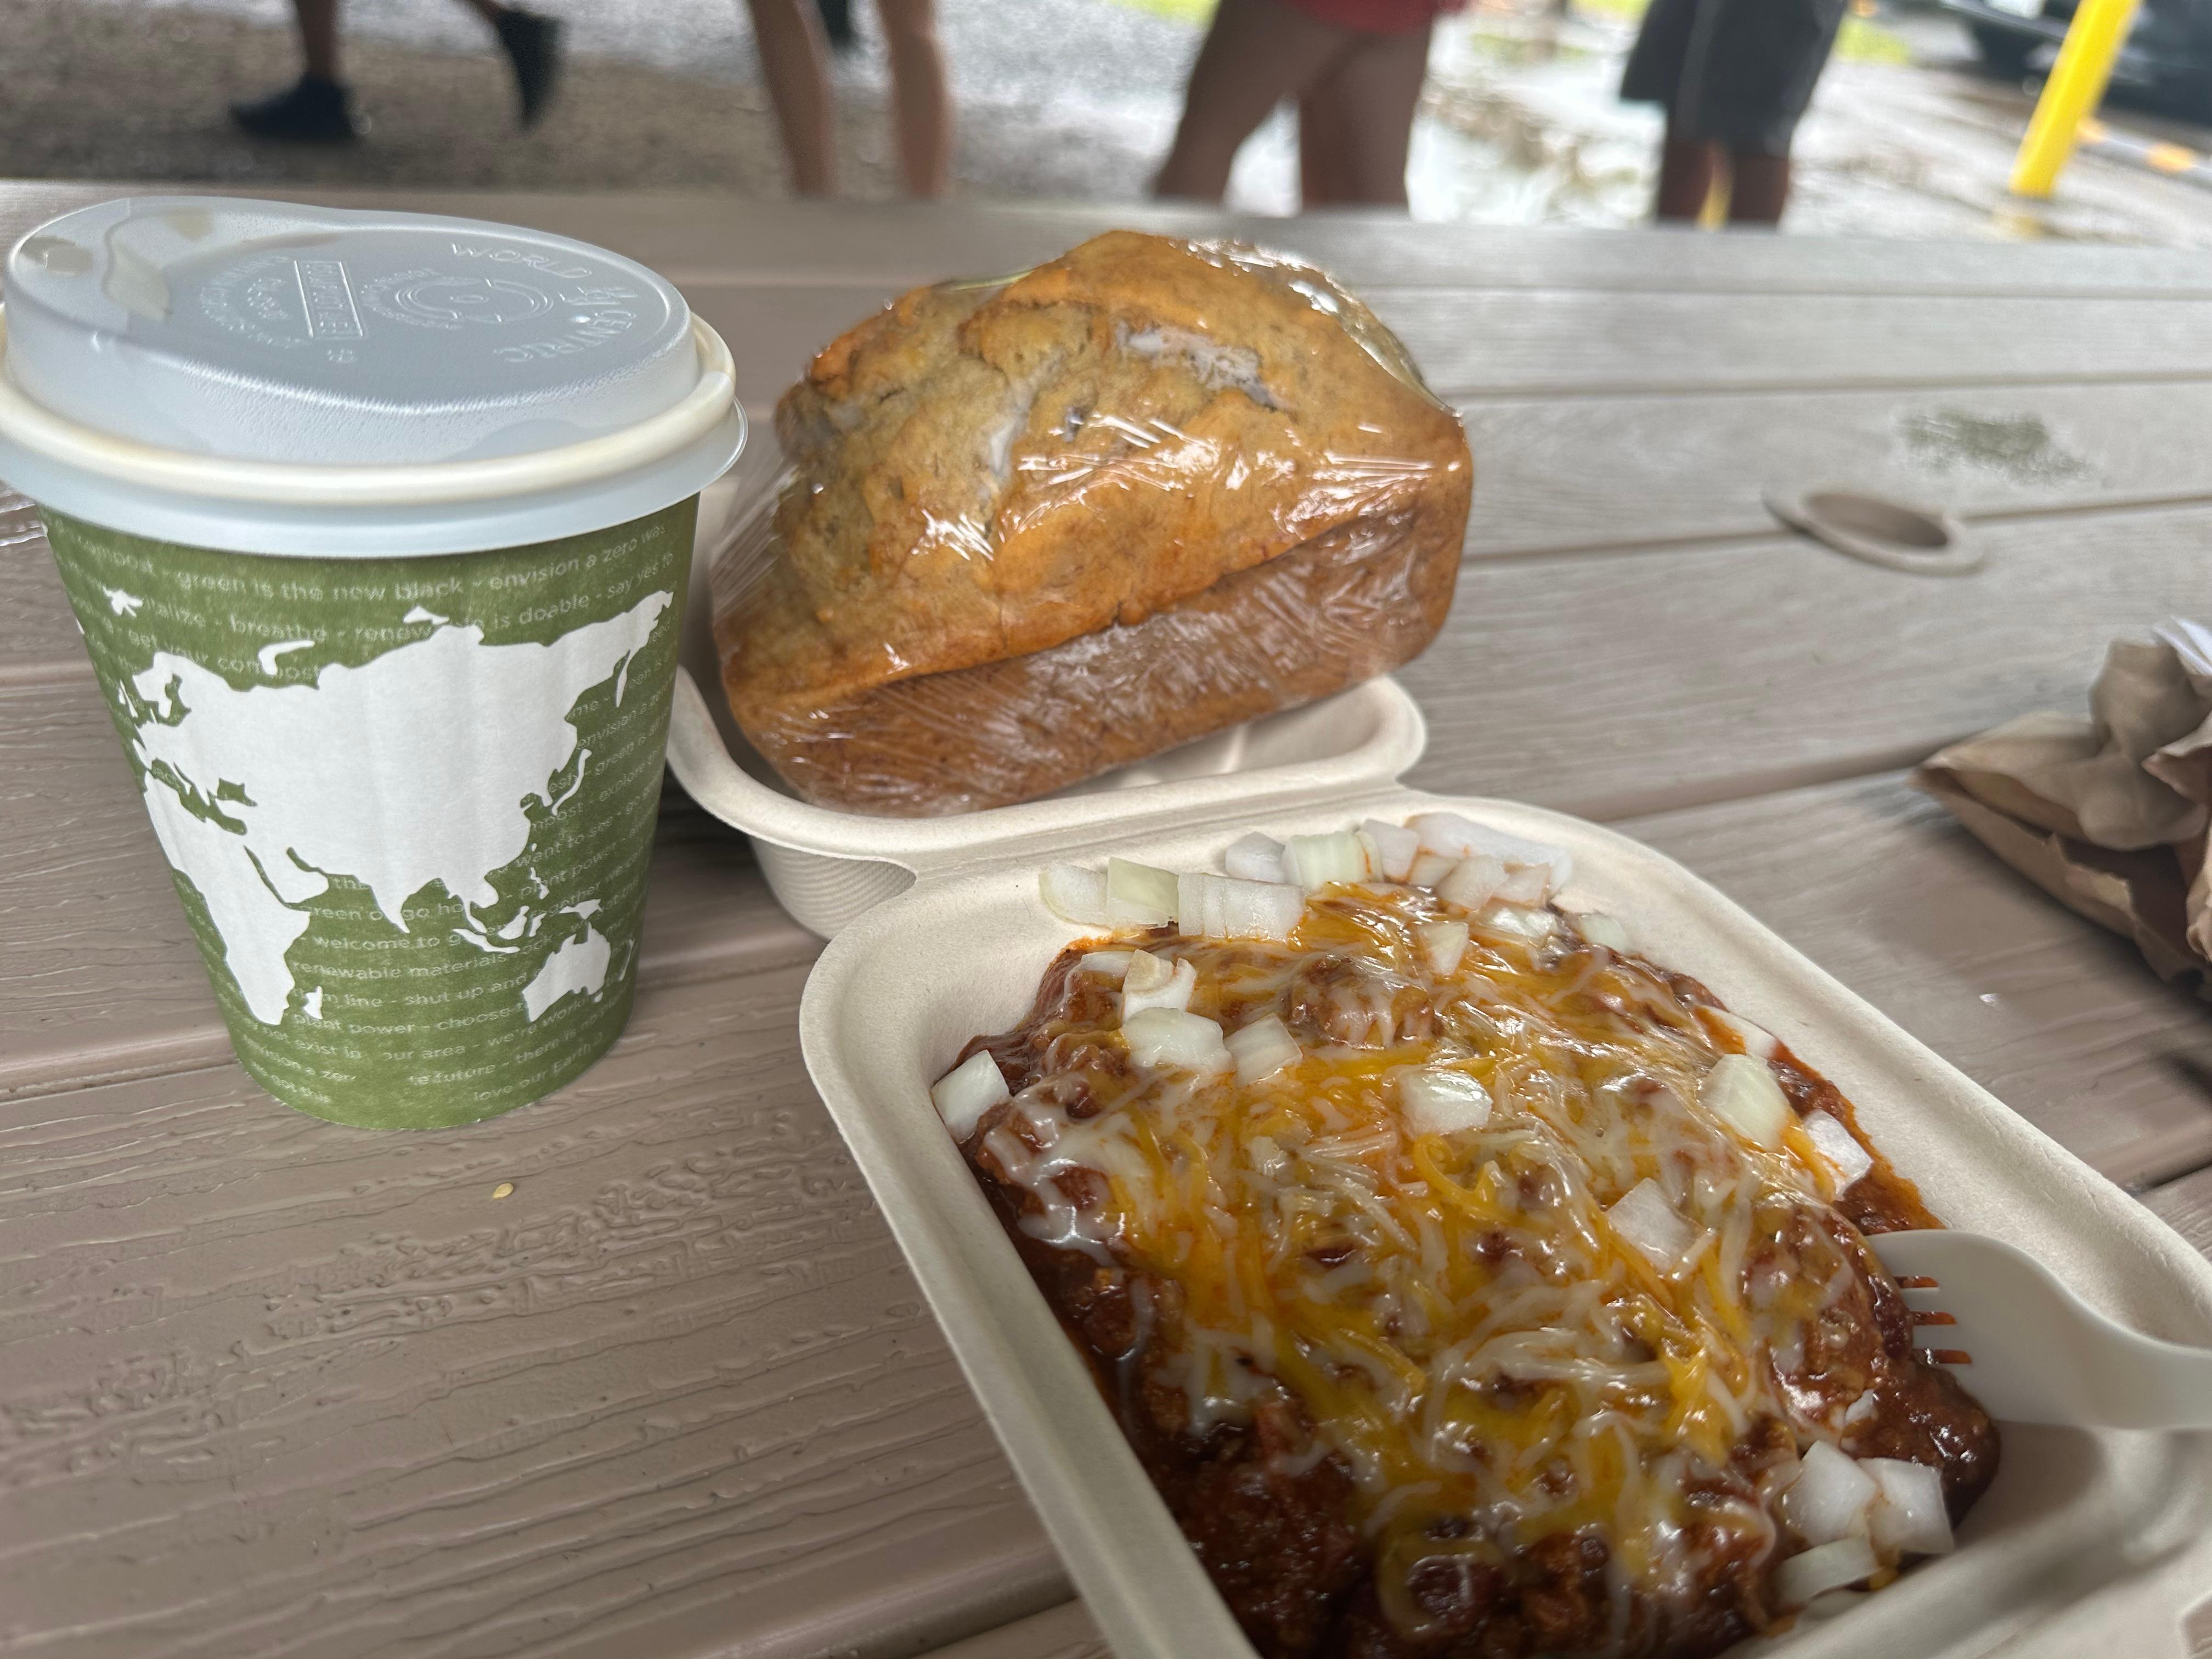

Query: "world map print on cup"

xmin=46 ymin=501 xmax=696 ymax=1130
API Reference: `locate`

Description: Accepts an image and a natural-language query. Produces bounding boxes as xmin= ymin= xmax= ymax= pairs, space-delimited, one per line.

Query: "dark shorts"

xmin=1620 ymin=0 xmax=1848 ymax=155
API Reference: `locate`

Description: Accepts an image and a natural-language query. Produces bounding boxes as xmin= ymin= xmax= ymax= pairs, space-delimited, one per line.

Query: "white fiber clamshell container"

xmin=669 ymin=590 xmax=2212 ymax=1659
xmin=664 ymin=659 xmax=1428 ymax=939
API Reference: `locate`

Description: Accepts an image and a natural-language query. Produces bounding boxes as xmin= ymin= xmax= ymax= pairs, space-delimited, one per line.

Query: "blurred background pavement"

xmin=10 ymin=0 xmax=2212 ymax=242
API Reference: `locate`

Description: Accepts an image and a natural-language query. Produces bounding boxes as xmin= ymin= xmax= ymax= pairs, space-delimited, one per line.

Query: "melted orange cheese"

xmin=982 ymin=887 xmax=1889 ymax=1622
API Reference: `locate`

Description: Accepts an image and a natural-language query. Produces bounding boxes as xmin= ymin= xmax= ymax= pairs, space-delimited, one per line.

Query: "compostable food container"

xmin=734 ymin=713 xmax=2212 ymax=1659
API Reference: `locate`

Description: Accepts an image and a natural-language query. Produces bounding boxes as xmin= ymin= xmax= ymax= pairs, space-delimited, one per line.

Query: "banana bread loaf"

xmin=714 ymin=230 xmax=1474 ymax=816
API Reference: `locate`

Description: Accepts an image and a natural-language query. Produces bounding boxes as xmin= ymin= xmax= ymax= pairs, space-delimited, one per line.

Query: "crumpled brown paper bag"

xmin=1912 ymin=620 xmax=2212 ymax=993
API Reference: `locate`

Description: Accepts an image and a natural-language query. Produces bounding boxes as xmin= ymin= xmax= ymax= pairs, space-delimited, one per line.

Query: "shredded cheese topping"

xmin=979 ymin=885 xmax=1900 ymax=1625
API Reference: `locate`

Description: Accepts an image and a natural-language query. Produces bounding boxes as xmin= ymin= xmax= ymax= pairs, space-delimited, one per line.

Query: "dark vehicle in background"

xmin=1942 ymin=0 xmax=2212 ymax=105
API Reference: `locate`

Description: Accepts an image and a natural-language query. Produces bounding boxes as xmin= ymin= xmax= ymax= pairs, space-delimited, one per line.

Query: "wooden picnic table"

xmin=3 ymin=178 xmax=2211 ymax=1659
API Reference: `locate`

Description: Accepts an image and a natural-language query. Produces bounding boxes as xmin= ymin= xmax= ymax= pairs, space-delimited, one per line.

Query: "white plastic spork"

xmin=1867 ymin=1230 xmax=2212 ymax=1429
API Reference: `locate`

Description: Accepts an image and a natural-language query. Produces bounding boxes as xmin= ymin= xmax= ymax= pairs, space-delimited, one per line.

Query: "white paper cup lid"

xmin=0 ymin=196 xmax=745 ymax=556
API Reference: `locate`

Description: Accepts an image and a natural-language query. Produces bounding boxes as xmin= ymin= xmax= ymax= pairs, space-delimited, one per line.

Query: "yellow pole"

xmin=2011 ymin=0 xmax=2142 ymax=199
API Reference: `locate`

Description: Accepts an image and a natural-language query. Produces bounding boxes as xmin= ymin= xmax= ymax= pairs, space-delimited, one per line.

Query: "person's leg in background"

xmin=1618 ymin=0 xmax=1706 ymax=221
xmin=1298 ymin=76 xmax=1356 ymax=206
xmin=231 ymin=0 xmax=357 ymax=140
xmin=877 ymin=0 xmax=952 ymax=197
xmin=469 ymin=0 xmax=565 ymax=129
xmin=292 ymin=0 xmax=342 ymax=82
xmin=233 ymin=0 xmax=563 ymax=139
xmin=1654 ymin=120 xmax=1718 ymax=219
xmin=1683 ymin=0 xmax=1846 ymax=228
xmin=746 ymin=0 xmax=839 ymax=195
xmin=1724 ymin=148 xmax=1789 ymax=223
xmin=1156 ymin=0 xmax=1355 ymax=201
xmin=1295 ymin=18 xmax=1431 ymax=207
xmin=815 ymin=0 xmax=859 ymax=51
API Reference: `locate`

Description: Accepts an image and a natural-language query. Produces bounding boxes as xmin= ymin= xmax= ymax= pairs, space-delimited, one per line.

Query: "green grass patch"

xmin=1836 ymin=14 xmax=1913 ymax=63
xmin=1104 ymin=0 xmax=1217 ymax=20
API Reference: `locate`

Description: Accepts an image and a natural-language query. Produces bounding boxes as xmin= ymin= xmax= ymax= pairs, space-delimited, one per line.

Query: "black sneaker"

xmin=494 ymin=9 xmax=564 ymax=129
xmin=230 ymin=74 xmax=360 ymax=143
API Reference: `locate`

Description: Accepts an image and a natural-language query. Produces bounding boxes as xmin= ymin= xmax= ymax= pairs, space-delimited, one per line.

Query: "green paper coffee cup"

xmin=0 ymin=197 xmax=745 ymax=1128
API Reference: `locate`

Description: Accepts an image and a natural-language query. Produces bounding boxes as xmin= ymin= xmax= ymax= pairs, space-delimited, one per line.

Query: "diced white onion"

xmin=1226 ymin=1014 xmax=1301 ymax=1084
xmin=1703 ymin=1006 xmax=1779 ymax=1060
xmin=1574 ymin=912 xmax=1632 ymax=952
xmin=1124 ymin=949 xmax=1173 ymax=994
xmin=1105 ymin=857 xmax=1178 ymax=929
xmin=1492 ymin=864 xmax=1551 ymax=906
xmin=1416 ymin=919 xmax=1470 ymax=977
xmin=1123 ymin=1007 xmax=1230 ymax=1074
xmin=1355 ymin=828 xmax=1385 ymax=880
xmin=1361 ymin=819 xmax=1420 ymax=882
xmin=1702 ymin=1053 xmax=1793 ymax=1150
xmin=1862 ymin=1458 xmax=1954 ymax=1557
xmin=1408 ymin=812 xmax=1575 ymax=888
xmin=1175 ymin=873 xmax=1306 ymax=941
xmin=1842 ymin=1391 xmax=1878 ymax=1426
xmin=1805 ymin=1111 xmax=1875 ymax=1190
xmin=930 ymin=1050 xmax=1009 ymax=1139
xmin=1079 ymin=950 xmax=1133 ymax=982
xmin=1285 ymin=831 xmax=1369 ymax=889
xmin=1477 ymin=903 xmax=1558 ymax=945
xmin=1774 ymin=1537 xmax=1878 ymax=1609
xmin=1224 ymin=831 xmax=1287 ymax=884
xmin=1177 ymin=872 xmax=1221 ymax=940
xmin=1231 ymin=878 xmax=1305 ymax=942
xmin=1041 ymin=864 xmax=1108 ymax=926
xmin=1437 ymin=854 xmax=1506 ymax=911
xmin=1407 ymin=850 xmax=1458 ymax=889
xmin=1606 ymin=1178 xmax=1697 ymax=1271
xmin=1122 ymin=956 xmax=1196 ymax=1018
xmin=1400 ymin=1068 xmax=1493 ymax=1136
xmin=1782 ymin=1441 xmax=1878 ymax=1547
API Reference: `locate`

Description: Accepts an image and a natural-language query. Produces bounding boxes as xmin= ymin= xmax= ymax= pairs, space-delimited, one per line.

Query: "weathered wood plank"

xmin=1389 ymin=289 xmax=2212 ymax=401
xmin=677 ymin=281 xmax=2212 ymax=408
xmin=452 ymin=194 xmax=2212 ymax=298
xmin=1618 ymin=773 xmax=2212 ymax=1188
xmin=6 ymin=180 xmax=2209 ymax=1659
xmin=2141 ymin=1164 xmax=2212 ymax=1259
xmin=14 ymin=501 xmax=2211 ymax=1088
xmin=0 ymin=963 xmax=1060 ymax=1659
xmin=922 ymin=1600 xmax=1108 ymax=1659
xmin=15 ymin=184 xmax=2212 ymax=301
xmin=0 ymin=674 xmax=230 ymax=1085
xmin=12 ymin=198 xmax=2212 ymax=680
xmin=107 ymin=265 xmax=2153 ymax=415
xmin=15 ymin=375 xmax=2212 ymax=684
xmin=1399 ymin=503 xmax=2212 ymax=820
xmin=0 ymin=490 xmax=80 ymax=682
xmin=1457 ymin=381 xmax=2212 ymax=559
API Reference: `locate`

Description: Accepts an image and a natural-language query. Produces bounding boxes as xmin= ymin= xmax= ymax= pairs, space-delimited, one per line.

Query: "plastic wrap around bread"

xmin=711 ymin=231 xmax=1474 ymax=817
